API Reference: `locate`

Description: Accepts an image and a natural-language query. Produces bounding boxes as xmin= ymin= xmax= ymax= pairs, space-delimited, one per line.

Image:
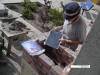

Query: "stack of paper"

xmin=21 ymin=40 xmax=45 ymax=56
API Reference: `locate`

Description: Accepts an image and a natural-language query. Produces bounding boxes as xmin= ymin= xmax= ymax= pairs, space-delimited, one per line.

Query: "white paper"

xmin=21 ymin=40 xmax=45 ymax=56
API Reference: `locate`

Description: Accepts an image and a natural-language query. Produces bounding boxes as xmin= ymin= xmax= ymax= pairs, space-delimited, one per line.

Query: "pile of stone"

xmin=1 ymin=20 xmax=27 ymax=34
xmin=9 ymin=21 xmax=27 ymax=31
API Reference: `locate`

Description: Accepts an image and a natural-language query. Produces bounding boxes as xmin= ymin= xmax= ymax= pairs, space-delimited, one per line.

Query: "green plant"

xmin=22 ymin=0 xmax=38 ymax=19
xmin=22 ymin=8 xmax=33 ymax=19
xmin=49 ymin=9 xmax=64 ymax=26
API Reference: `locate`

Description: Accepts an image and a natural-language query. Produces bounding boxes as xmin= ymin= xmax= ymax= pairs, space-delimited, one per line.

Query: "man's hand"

xmin=59 ymin=39 xmax=66 ymax=46
xmin=60 ymin=39 xmax=72 ymax=46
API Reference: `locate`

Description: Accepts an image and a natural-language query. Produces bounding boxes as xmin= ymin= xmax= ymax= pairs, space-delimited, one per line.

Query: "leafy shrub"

xmin=49 ymin=9 xmax=64 ymax=26
xmin=22 ymin=0 xmax=38 ymax=19
xmin=22 ymin=8 xmax=33 ymax=19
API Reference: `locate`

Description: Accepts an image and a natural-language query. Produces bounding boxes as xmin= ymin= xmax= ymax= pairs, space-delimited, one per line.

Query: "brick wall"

xmin=23 ymin=47 xmax=74 ymax=75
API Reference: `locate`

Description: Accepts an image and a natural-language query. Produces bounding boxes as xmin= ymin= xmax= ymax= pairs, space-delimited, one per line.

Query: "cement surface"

xmin=69 ymin=13 xmax=100 ymax=75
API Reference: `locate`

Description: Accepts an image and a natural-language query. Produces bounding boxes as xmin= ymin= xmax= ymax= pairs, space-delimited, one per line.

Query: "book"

xmin=45 ymin=31 xmax=62 ymax=49
xmin=21 ymin=40 xmax=45 ymax=56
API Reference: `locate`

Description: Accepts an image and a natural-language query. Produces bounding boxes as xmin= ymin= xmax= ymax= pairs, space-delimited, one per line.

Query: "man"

xmin=54 ymin=2 xmax=87 ymax=51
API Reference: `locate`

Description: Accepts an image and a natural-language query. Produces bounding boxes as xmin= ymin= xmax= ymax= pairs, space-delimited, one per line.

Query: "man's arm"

xmin=66 ymin=40 xmax=83 ymax=44
xmin=60 ymin=39 xmax=83 ymax=46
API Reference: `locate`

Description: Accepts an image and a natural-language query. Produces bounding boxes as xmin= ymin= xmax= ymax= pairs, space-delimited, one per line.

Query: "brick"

xmin=48 ymin=65 xmax=63 ymax=75
xmin=24 ymin=52 xmax=55 ymax=75
xmin=38 ymin=54 xmax=55 ymax=68
xmin=52 ymin=48 xmax=74 ymax=66
xmin=36 ymin=54 xmax=55 ymax=74
xmin=23 ymin=50 xmax=36 ymax=68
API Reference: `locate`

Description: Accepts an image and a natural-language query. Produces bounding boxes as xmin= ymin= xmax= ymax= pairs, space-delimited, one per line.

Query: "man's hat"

xmin=64 ymin=2 xmax=81 ymax=19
